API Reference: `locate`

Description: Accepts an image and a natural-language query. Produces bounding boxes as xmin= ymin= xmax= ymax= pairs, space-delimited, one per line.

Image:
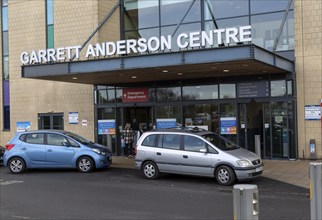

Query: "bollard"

xmin=233 ymin=184 xmax=259 ymax=220
xmin=310 ymin=163 xmax=322 ymax=220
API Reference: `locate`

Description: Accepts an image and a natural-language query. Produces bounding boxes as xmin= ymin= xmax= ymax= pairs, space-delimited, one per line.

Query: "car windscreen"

xmin=64 ymin=132 xmax=94 ymax=145
xmin=202 ymin=133 xmax=239 ymax=151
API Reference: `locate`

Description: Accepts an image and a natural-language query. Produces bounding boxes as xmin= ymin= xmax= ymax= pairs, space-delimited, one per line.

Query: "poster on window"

xmin=220 ymin=117 xmax=237 ymax=135
xmin=98 ymin=120 xmax=116 ymax=135
xmin=156 ymin=118 xmax=177 ymax=129
xmin=16 ymin=121 xmax=31 ymax=132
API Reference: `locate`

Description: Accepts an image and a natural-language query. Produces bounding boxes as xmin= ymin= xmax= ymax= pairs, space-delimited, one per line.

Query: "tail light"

xmin=134 ymin=145 xmax=138 ymax=156
xmin=5 ymin=144 xmax=15 ymax=151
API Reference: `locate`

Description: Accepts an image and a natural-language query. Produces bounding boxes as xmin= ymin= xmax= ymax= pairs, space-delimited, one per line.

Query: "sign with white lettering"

xmin=20 ymin=26 xmax=252 ymax=65
xmin=123 ymin=88 xmax=149 ymax=103
xmin=237 ymin=81 xmax=269 ymax=98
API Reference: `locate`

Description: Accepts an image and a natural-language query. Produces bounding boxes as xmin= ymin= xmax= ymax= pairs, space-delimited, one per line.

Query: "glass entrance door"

xmin=238 ymin=102 xmax=263 ymax=155
xmin=271 ymin=102 xmax=288 ymax=158
xmin=38 ymin=113 xmax=64 ymax=130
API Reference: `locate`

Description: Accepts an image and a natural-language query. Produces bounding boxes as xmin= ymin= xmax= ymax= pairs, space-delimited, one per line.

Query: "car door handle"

xmin=183 ymin=155 xmax=188 ymax=159
xmin=47 ymin=149 xmax=53 ymax=152
xmin=156 ymin=152 xmax=161 ymax=156
xmin=21 ymin=147 xmax=27 ymax=150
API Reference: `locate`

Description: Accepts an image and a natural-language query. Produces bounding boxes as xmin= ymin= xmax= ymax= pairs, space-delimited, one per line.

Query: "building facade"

xmin=0 ymin=0 xmax=321 ymax=160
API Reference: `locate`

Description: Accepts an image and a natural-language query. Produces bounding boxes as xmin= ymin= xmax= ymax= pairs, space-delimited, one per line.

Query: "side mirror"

xmin=199 ymin=148 xmax=207 ymax=153
xmin=62 ymin=142 xmax=70 ymax=147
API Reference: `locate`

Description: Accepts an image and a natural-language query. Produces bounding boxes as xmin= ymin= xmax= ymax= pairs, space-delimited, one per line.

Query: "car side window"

xmin=207 ymin=144 xmax=218 ymax=154
xmin=25 ymin=133 xmax=44 ymax=144
xmin=183 ymin=135 xmax=206 ymax=152
xmin=47 ymin=133 xmax=69 ymax=146
xmin=159 ymin=134 xmax=180 ymax=150
xmin=141 ymin=134 xmax=157 ymax=147
xmin=68 ymin=138 xmax=80 ymax=147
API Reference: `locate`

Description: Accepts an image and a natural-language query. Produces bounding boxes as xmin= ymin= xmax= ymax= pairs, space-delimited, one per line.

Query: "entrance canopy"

xmin=22 ymin=44 xmax=294 ymax=85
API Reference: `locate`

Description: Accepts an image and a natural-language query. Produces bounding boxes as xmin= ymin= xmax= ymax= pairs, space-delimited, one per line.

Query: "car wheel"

xmin=215 ymin=165 xmax=235 ymax=186
xmin=8 ymin=157 xmax=26 ymax=174
xmin=77 ymin=156 xmax=94 ymax=173
xmin=142 ymin=161 xmax=159 ymax=180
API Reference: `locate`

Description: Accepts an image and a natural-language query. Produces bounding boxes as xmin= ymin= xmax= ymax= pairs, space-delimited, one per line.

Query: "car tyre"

xmin=215 ymin=165 xmax=235 ymax=186
xmin=142 ymin=161 xmax=159 ymax=180
xmin=8 ymin=157 xmax=26 ymax=174
xmin=77 ymin=156 xmax=94 ymax=173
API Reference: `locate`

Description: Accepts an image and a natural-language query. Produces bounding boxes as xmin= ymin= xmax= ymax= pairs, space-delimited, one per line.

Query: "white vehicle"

xmin=135 ymin=128 xmax=263 ymax=186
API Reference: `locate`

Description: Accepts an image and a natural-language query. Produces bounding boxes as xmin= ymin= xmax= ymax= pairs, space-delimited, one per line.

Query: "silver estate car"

xmin=135 ymin=128 xmax=263 ymax=186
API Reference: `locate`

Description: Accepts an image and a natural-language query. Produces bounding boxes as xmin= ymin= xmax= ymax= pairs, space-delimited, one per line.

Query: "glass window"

xmin=46 ymin=0 xmax=54 ymax=25
xmin=3 ymin=56 xmax=9 ymax=80
xmin=68 ymin=138 xmax=80 ymax=147
xmin=4 ymin=105 xmax=10 ymax=130
xmin=3 ymin=31 xmax=8 ymax=56
xmin=182 ymin=85 xmax=218 ymax=100
xmin=123 ymin=0 xmax=159 ymax=30
xmin=97 ymin=89 xmax=116 ymax=104
xmin=142 ymin=134 xmax=157 ymax=147
xmin=157 ymin=87 xmax=181 ymax=102
xmin=204 ymin=0 xmax=249 ymax=20
xmin=125 ymin=28 xmax=159 ymax=43
xmin=97 ymin=107 xmax=115 ymax=120
xmin=183 ymin=135 xmax=206 ymax=152
xmin=287 ymin=80 xmax=292 ymax=95
xmin=275 ymin=11 xmax=294 ymax=51
xmin=156 ymin=105 xmax=182 ymax=127
xmin=219 ymin=84 xmax=236 ymax=99
xmin=25 ymin=133 xmax=44 ymax=145
xmin=183 ymin=104 xmax=219 ymax=133
xmin=53 ymin=115 xmax=64 ymax=130
xmin=161 ymin=0 xmax=201 ymax=26
xmin=47 ymin=133 xmax=68 ymax=146
xmin=271 ymin=80 xmax=286 ymax=97
xmin=158 ymin=134 xmax=180 ymax=150
xmin=47 ymin=24 xmax=54 ymax=49
xmin=2 ymin=6 xmax=8 ymax=31
xmin=2 ymin=0 xmax=8 ymax=7
xmin=252 ymin=12 xmax=285 ymax=51
xmin=161 ymin=22 xmax=201 ymax=52
xmin=251 ymin=0 xmax=290 ymax=14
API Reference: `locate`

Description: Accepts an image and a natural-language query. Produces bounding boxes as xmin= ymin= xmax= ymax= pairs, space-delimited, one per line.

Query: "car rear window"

xmin=142 ymin=134 xmax=157 ymax=147
xmin=25 ymin=133 xmax=44 ymax=145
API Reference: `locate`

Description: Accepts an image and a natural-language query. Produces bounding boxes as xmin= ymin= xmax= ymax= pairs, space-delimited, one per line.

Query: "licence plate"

xmin=256 ymin=166 xmax=263 ymax=172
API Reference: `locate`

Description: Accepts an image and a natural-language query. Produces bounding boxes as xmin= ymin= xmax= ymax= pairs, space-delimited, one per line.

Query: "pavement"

xmin=111 ymin=156 xmax=322 ymax=189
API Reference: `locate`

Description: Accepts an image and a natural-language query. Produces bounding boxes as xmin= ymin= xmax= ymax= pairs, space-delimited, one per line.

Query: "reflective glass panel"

xmin=3 ymin=31 xmax=8 ymax=56
xmin=161 ymin=22 xmax=201 ymax=52
xmin=2 ymin=6 xmax=8 ymax=31
xmin=97 ymin=107 xmax=115 ymax=120
xmin=271 ymin=80 xmax=286 ymax=97
xmin=183 ymin=85 xmax=218 ymax=100
xmin=157 ymin=87 xmax=181 ymax=102
xmin=183 ymin=104 xmax=219 ymax=133
xmin=97 ymin=89 xmax=116 ymax=104
xmin=53 ymin=115 xmax=64 ymax=130
xmin=161 ymin=0 xmax=201 ymax=26
xmin=251 ymin=0 xmax=290 ymax=14
xmin=287 ymin=80 xmax=292 ymax=95
xmin=275 ymin=11 xmax=294 ymax=51
xmin=46 ymin=0 xmax=54 ymax=25
xmin=125 ymin=28 xmax=159 ymax=40
xmin=204 ymin=0 xmax=249 ymax=19
xmin=3 ymin=56 xmax=9 ymax=80
xmin=271 ymin=102 xmax=288 ymax=158
xmin=219 ymin=84 xmax=236 ymax=99
xmin=124 ymin=0 xmax=159 ymax=30
xmin=156 ymin=105 xmax=182 ymax=126
xmin=47 ymin=25 xmax=54 ymax=48
xmin=251 ymin=12 xmax=284 ymax=51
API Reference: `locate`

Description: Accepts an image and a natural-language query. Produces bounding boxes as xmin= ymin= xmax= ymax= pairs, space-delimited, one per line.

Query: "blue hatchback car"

xmin=3 ymin=130 xmax=112 ymax=174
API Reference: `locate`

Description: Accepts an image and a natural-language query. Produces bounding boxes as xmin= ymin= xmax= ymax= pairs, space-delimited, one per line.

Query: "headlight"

xmin=92 ymin=149 xmax=106 ymax=155
xmin=237 ymin=160 xmax=252 ymax=167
